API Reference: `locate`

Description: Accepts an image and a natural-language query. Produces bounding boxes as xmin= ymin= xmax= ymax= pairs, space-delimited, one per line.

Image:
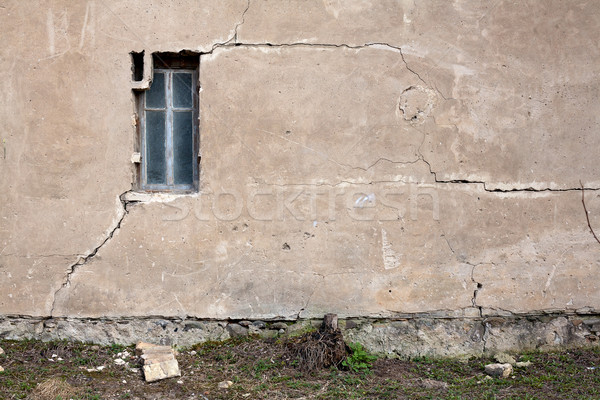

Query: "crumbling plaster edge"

xmin=21 ymin=307 xmax=600 ymax=324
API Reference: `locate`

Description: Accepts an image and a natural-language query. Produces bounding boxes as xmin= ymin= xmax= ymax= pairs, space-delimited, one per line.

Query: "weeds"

xmin=342 ymin=342 xmax=377 ymax=372
xmin=0 ymin=339 xmax=599 ymax=399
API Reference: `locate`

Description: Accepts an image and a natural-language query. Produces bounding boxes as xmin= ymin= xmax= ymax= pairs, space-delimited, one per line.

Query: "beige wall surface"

xmin=1 ymin=0 xmax=599 ymax=320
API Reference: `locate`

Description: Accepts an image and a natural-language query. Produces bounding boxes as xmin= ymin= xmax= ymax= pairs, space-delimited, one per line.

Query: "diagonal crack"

xmin=50 ymin=190 xmax=138 ymax=316
xmin=209 ymin=0 xmax=251 ymax=49
xmin=233 ymin=0 xmax=251 ymax=44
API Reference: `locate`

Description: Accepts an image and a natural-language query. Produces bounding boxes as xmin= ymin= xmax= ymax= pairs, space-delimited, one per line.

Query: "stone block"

xmin=485 ymin=363 xmax=513 ymax=378
xmin=259 ymin=329 xmax=279 ymax=339
xmin=136 ymin=341 xmax=180 ymax=382
xmin=142 ymin=359 xmax=180 ymax=383
xmin=270 ymin=322 xmax=288 ymax=330
xmin=227 ymin=323 xmax=249 ymax=337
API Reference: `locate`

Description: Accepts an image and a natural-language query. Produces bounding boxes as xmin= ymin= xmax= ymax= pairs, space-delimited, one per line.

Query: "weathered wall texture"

xmin=1 ymin=0 xmax=600 ymax=353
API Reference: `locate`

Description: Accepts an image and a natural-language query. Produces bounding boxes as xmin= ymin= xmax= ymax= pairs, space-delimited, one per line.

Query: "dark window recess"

xmin=131 ymin=51 xmax=144 ymax=82
xmin=137 ymin=52 xmax=199 ymax=191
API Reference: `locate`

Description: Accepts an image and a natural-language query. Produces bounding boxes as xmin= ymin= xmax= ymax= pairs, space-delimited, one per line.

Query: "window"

xmin=137 ymin=53 xmax=199 ymax=191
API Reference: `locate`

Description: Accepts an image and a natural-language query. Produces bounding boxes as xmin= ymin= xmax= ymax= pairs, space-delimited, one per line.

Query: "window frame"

xmin=137 ymin=60 xmax=199 ymax=193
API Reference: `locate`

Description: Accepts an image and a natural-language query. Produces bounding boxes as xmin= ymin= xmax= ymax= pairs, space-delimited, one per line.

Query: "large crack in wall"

xmin=49 ymin=191 xmax=138 ymax=316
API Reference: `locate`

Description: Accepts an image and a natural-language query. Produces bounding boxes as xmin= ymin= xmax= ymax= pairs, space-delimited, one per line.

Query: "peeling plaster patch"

xmin=381 ymin=228 xmax=400 ymax=270
xmin=397 ymin=85 xmax=436 ymax=124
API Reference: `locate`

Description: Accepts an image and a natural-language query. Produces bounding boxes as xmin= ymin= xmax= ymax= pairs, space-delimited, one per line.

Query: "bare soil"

xmin=1 ymin=336 xmax=599 ymax=399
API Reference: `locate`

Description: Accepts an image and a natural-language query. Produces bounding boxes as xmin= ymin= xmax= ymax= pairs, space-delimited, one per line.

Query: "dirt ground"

xmin=1 ymin=335 xmax=599 ymax=399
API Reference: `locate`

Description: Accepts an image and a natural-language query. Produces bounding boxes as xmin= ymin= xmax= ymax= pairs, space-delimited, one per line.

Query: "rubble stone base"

xmin=1 ymin=314 xmax=598 ymax=358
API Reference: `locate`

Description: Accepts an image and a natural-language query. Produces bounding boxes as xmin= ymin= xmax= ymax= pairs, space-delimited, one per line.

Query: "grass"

xmin=0 ymin=337 xmax=598 ymax=399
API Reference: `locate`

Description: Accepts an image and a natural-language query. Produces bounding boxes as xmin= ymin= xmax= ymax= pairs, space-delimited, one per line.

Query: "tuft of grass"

xmin=26 ymin=378 xmax=79 ymax=400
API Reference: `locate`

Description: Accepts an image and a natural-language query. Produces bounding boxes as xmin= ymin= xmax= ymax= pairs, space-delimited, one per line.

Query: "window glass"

xmin=145 ymin=111 xmax=166 ymax=184
xmin=146 ymin=72 xmax=165 ymax=108
xmin=173 ymin=72 xmax=193 ymax=108
xmin=173 ymin=111 xmax=194 ymax=185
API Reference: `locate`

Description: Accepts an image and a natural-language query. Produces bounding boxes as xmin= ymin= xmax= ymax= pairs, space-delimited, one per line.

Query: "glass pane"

xmin=146 ymin=72 xmax=165 ymax=108
xmin=145 ymin=111 xmax=166 ymax=184
xmin=173 ymin=111 xmax=194 ymax=185
xmin=173 ymin=72 xmax=193 ymax=108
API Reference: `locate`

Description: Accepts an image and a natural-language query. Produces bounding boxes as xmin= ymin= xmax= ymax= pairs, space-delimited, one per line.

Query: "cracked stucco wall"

xmin=1 ymin=1 xmax=600 ymax=325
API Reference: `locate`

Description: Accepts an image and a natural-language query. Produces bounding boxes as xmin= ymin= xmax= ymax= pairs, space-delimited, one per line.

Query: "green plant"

xmin=108 ymin=344 xmax=126 ymax=355
xmin=342 ymin=342 xmax=377 ymax=372
xmin=254 ymin=358 xmax=277 ymax=377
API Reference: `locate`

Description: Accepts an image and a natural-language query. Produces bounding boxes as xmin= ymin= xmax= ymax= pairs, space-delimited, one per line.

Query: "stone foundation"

xmin=2 ymin=314 xmax=598 ymax=358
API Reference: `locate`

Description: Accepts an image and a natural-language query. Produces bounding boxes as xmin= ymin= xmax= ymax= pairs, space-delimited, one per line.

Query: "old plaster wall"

xmin=1 ymin=1 xmax=600 ymax=338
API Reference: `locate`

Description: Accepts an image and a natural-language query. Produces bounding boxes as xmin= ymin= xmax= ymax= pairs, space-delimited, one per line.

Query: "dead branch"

xmin=580 ymin=180 xmax=600 ymax=245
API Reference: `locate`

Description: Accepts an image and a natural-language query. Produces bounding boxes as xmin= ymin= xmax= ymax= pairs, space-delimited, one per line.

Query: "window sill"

xmin=123 ymin=190 xmax=198 ymax=203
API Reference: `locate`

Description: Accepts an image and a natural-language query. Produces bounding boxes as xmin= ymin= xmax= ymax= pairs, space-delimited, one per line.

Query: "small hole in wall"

xmin=282 ymin=243 xmax=291 ymax=251
xmin=477 ymin=283 xmax=483 ymax=289
xmin=388 ymin=290 xmax=392 ymax=293
xmin=131 ymin=51 xmax=144 ymax=81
